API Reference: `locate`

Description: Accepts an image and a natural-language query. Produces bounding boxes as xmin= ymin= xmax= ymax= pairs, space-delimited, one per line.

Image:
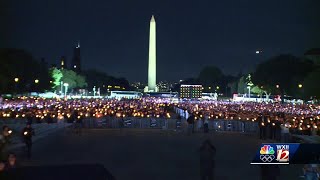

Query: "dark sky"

xmin=1 ymin=0 xmax=320 ymax=82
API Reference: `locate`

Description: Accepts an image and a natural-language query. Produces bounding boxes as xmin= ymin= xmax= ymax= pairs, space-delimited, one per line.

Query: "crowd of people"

xmin=0 ymin=97 xmax=320 ymax=136
xmin=0 ymin=124 xmax=35 ymax=168
xmin=0 ymin=125 xmax=19 ymax=175
xmin=177 ymin=101 xmax=320 ymax=136
xmin=0 ymin=97 xmax=173 ymax=123
xmin=0 ymin=97 xmax=319 ymax=179
xmin=0 ymin=153 xmax=17 ymax=173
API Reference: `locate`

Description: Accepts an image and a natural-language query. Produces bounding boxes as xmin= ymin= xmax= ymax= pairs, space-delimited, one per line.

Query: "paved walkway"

xmin=14 ymin=129 xmax=303 ymax=180
xmin=292 ymin=134 xmax=320 ymax=143
xmin=6 ymin=123 xmax=71 ymax=150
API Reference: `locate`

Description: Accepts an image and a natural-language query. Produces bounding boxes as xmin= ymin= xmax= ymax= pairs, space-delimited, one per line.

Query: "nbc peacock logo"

xmin=260 ymin=145 xmax=275 ymax=155
xmin=259 ymin=145 xmax=275 ymax=163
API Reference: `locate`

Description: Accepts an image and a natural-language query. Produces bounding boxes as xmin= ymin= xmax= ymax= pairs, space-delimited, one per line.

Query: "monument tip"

xmin=151 ymin=15 xmax=155 ymax=22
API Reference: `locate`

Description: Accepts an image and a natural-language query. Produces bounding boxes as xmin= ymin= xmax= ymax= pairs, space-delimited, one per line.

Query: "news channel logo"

xmin=259 ymin=144 xmax=289 ymax=163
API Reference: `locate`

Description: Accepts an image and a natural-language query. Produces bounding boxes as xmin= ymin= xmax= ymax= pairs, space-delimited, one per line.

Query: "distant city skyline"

xmin=1 ymin=0 xmax=320 ymax=82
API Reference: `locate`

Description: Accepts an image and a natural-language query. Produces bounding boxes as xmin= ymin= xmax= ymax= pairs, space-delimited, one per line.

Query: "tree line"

xmin=0 ymin=48 xmax=131 ymax=94
xmin=174 ymin=54 xmax=320 ymax=101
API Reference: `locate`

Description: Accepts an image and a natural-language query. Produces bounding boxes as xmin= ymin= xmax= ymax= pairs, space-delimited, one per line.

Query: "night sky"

xmin=1 ymin=0 xmax=320 ymax=82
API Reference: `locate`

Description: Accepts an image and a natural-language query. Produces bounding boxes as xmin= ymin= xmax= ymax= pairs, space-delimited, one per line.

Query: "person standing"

xmin=275 ymin=120 xmax=282 ymax=141
xmin=303 ymin=164 xmax=319 ymax=180
xmin=197 ymin=116 xmax=203 ymax=132
xmin=0 ymin=161 xmax=5 ymax=172
xmin=280 ymin=121 xmax=290 ymax=143
xmin=204 ymin=115 xmax=209 ymax=133
xmin=258 ymin=114 xmax=264 ymax=139
xmin=0 ymin=126 xmax=12 ymax=161
xmin=199 ymin=139 xmax=216 ymax=180
xmin=5 ymin=153 xmax=18 ymax=171
xmin=187 ymin=113 xmax=194 ymax=135
xmin=270 ymin=119 xmax=276 ymax=140
xmin=263 ymin=115 xmax=268 ymax=139
xmin=258 ymin=114 xmax=262 ymax=139
xmin=119 ymin=117 xmax=124 ymax=134
xmin=22 ymin=124 xmax=35 ymax=159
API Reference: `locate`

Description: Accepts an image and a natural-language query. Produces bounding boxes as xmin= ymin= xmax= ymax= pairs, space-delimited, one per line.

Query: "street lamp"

xmin=60 ymin=81 xmax=63 ymax=95
xmin=247 ymin=86 xmax=251 ymax=99
xmin=14 ymin=78 xmax=19 ymax=95
xmin=298 ymin=84 xmax=302 ymax=88
xmin=34 ymin=79 xmax=39 ymax=84
xmin=276 ymin=84 xmax=280 ymax=89
xmin=63 ymin=83 xmax=69 ymax=97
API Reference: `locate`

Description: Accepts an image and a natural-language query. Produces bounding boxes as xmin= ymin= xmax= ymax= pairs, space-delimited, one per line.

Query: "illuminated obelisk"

xmin=147 ymin=15 xmax=157 ymax=92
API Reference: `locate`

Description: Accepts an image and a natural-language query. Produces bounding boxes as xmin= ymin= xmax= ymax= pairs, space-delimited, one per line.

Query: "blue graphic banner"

xmin=251 ymin=143 xmax=320 ymax=165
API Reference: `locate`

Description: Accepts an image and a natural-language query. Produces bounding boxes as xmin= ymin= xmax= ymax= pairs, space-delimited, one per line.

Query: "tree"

xmin=61 ymin=69 xmax=87 ymax=89
xmin=253 ymin=54 xmax=315 ymax=100
xmin=198 ymin=66 xmax=224 ymax=87
xmin=303 ymin=69 xmax=320 ymax=100
xmin=82 ymin=69 xmax=131 ymax=93
xmin=251 ymin=86 xmax=263 ymax=95
xmin=237 ymin=76 xmax=246 ymax=94
xmin=0 ymin=48 xmax=51 ymax=93
xmin=50 ymin=68 xmax=63 ymax=89
xmin=75 ymin=74 xmax=87 ymax=88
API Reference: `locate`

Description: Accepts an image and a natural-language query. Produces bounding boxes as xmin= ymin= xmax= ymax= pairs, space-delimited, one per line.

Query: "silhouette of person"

xmin=199 ymin=139 xmax=216 ymax=180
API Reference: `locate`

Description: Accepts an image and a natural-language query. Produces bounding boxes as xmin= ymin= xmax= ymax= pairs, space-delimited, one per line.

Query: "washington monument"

xmin=145 ymin=15 xmax=158 ymax=92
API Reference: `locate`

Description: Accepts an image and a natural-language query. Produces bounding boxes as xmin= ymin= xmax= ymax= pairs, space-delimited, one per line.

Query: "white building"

xmin=109 ymin=91 xmax=142 ymax=99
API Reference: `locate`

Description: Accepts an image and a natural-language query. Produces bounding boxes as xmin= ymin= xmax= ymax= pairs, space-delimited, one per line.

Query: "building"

xmin=109 ymin=91 xmax=142 ymax=99
xmin=71 ymin=42 xmax=81 ymax=73
xmin=144 ymin=92 xmax=178 ymax=98
xmin=157 ymin=81 xmax=171 ymax=92
xmin=131 ymin=82 xmax=146 ymax=92
xmin=180 ymin=85 xmax=202 ymax=99
xmin=60 ymin=56 xmax=67 ymax=70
